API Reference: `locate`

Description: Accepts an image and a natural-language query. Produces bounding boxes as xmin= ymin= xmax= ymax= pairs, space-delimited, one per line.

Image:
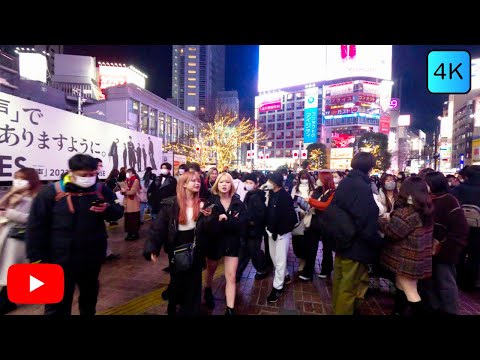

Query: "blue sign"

xmin=427 ymin=50 xmax=471 ymax=94
xmin=304 ymin=107 xmax=318 ymax=143
xmin=460 ymin=153 xmax=464 ymax=169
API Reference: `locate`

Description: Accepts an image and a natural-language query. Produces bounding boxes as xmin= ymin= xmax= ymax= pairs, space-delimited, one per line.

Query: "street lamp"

xmin=261 ymin=141 xmax=273 ymax=169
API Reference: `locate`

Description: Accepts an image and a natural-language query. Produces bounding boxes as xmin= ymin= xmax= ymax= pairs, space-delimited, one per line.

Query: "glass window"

xmin=140 ymin=104 xmax=148 ymax=133
xmin=276 ymin=123 xmax=284 ymax=130
xmin=166 ymin=115 xmax=172 ymax=142
xmin=286 ymin=140 xmax=294 ymax=148
xmin=276 ymin=141 xmax=284 ymax=148
xmin=158 ymin=112 xmax=165 ymax=138
xmin=149 ymin=109 xmax=157 ymax=136
xmin=172 ymin=118 xmax=178 ymax=142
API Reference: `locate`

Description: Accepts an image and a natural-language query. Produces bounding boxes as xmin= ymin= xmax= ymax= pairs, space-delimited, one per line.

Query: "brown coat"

xmin=379 ymin=206 xmax=433 ymax=279
xmin=123 ymin=178 xmax=140 ymax=213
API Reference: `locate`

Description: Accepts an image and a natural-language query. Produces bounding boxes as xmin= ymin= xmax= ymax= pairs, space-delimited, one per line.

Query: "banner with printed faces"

xmin=0 ymin=92 xmax=162 ymax=181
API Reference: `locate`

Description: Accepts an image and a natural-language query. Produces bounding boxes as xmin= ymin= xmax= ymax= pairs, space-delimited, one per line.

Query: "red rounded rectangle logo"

xmin=7 ymin=264 xmax=64 ymax=304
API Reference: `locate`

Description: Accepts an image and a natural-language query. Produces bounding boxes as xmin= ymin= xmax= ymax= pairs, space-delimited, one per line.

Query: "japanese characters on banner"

xmin=0 ymin=92 xmax=163 ymax=181
xmin=258 ymin=93 xmax=283 ymax=113
xmin=379 ymin=116 xmax=391 ymax=134
xmin=304 ymin=87 xmax=318 ymax=144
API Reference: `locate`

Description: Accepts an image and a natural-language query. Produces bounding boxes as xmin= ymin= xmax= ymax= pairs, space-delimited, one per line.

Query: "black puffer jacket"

xmin=26 ymin=179 xmax=124 ymax=271
xmin=147 ymin=175 xmax=177 ymax=214
xmin=333 ymin=169 xmax=385 ymax=264
xmin=244 ymin=189 xmax=267 ymax=238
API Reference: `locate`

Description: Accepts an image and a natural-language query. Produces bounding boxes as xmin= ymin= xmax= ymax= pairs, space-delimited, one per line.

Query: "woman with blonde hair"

xmin=0 ymin=167 xmax=42 ymax=314
xmin=203 ymin=172 xmax=247 ymax=315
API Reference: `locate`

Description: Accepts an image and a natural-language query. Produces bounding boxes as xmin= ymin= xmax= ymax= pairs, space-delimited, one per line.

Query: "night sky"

xmin=64 ymin=45 xmax=480 ymax=134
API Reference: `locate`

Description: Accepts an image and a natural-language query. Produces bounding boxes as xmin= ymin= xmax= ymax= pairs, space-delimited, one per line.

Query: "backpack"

xmin=53 ymin=181 xmax=104 ymax=214
xmin=320 ymin=201 xmax=356 ymax=252
xmin=462 ymin=204 xmax=480 ymax=228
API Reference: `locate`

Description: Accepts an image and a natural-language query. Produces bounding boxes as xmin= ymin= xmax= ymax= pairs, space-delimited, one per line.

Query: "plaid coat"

xmin=379 ymin=206 xmax=433 ymax=279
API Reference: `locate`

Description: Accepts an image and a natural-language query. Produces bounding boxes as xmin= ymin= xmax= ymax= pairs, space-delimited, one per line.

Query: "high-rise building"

xmin=34 ymin=45 xmax=63 ymax=78
xmin=216 ymin=90 xmax=239 ymax=117
xmin=170 ymin=45 xmax=225 ymax=122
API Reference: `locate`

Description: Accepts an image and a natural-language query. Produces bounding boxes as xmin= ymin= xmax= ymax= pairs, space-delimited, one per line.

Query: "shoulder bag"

xmin=170 ymin=230 xmax=196 ymax=273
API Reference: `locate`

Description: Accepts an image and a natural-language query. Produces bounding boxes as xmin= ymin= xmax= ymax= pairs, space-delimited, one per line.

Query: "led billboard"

xmin=258 ymin=45 xmax=392 ymax=92
xmin=18 ymin=53 xmax=47 ymax=83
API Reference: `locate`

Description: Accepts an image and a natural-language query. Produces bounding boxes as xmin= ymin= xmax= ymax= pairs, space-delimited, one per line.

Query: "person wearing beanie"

xmin=264 ymin=171 xmax=298 ymax=303
xmin=236 ymin=173 xmax=269 ymax=282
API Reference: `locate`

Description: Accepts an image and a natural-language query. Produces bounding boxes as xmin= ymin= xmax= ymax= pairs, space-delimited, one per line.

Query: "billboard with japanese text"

xmin=304 ymin=87 xmax=318 ymax=143
xmin=0 ymin=92 xmax=162 ymax=181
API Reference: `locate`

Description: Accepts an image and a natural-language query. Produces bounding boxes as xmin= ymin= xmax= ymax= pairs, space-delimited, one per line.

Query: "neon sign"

xmin=331 ymin=132 xmax=356 ymax=148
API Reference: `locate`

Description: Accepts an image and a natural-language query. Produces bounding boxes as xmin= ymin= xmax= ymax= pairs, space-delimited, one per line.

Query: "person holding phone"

xmin=145 ymin=171 xmax=216 ymax=315
xmin=203 ymin=172 xmax=247 ymax=315
xmin=26 ymin=154 xmax=124 ymax=316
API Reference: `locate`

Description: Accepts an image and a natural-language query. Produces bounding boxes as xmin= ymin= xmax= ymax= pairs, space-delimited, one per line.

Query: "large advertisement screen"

xmin=0 ymin=92 xmax=163 ymax=181
xmin=258 ymin=45 xmax=392 ymax=92
xmin=18 ymin=53 xmax=47 ymax=83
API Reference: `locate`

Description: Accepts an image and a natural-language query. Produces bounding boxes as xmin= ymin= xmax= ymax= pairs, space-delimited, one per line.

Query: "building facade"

xmin=82 ymin=83 xmax=201 ymax=148
xmin=34 ymin=45 xmax=63 ymax=78
xmin=170 ymin=45 xmax=225 ymax=122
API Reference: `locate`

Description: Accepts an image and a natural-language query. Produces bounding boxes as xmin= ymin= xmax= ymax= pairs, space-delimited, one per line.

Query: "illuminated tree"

xmin=196 ymin=113 xmax=266 ymax=169
xmin=306 ymin=143 xmax=327 ymax=170
xmin=358 ymin=132 xmax=391 ymax=172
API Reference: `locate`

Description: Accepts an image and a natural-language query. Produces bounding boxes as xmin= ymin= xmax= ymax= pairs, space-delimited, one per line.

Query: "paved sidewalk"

xmin=7 ymin=218 xmax=480 ymax=315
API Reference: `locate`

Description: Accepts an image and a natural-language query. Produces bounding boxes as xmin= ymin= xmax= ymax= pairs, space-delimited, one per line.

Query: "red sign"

xmin=358 ymin=95 xmax=377 ymax=103
xmin=329 ymin=95 xmax=353 ymax=104
xmin=7 ymin=264 xmax=64 ymax=304
xmin=292 ymin=151 xmax=299 ymax=158
xmin=259 ymin=95 xmax=282 ymax=113
xmin=379 ymin=116 xmax=391 ymax=134
xmin=331 ymin=133 xmax=356 ymax=148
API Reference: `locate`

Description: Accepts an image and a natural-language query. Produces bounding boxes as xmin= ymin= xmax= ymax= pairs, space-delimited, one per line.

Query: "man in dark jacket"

xmin=26 ymin=154 xmax=124 ymax=316
xmin=330 ymin=152 xmax=385 ymax=315
xmin=264 ymin=171 xmax=298 ymax=303
xmin=147 ymin=162 xmax=177 ymax=221
xmin=236 ymin=173 xmax=268 ymax=282
xmin=451 ymin=165 xmax=480 ymax=289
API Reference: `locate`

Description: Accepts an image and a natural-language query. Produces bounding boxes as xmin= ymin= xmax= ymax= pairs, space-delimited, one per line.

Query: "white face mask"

xmin=13 ymin=179 xmax=29 ymax=190
xmin=333 ymin=177 xmax=341 ymax=184
xmin=283 ymin=175 xmax=287 ymax=180
xmin=126 ymin=173 xmax=131 ymax=179
xmin=245 ymin=184 xmax=255 ymax=192
xmin=74 ymin=175 xmax=97 ymax=188
xmin=265 ymin=182 xmax=275 ymax=190
xmin=160 ymin=169 xmax=169 ymax=176
xmin=300 ymin=179 xmax=309 ymax=184
xmin=316 ymin=179 xmax=322 ymax=187
xmin=384 ymin=182 xmax=396 ymax=191
xmin=407 ymin=195 xmax=414 ymax=205
xmin=178 ymin=169 xmax=185 ymax=175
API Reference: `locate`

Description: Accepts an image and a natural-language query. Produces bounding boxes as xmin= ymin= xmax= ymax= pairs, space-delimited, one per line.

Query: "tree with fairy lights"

xmin=306 ymin=142 xmax=327 ymax=170
xmin=196 ymin=113 xmax=266 ymax=170
xmin=358 ymin=132 xmax=391 ymax=172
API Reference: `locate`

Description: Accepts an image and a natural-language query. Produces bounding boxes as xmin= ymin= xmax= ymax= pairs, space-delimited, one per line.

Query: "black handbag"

xmin=170 ymin=230 xmax=197 ymax=273
xmin=8 ymin=225 xmax=26 ymax=240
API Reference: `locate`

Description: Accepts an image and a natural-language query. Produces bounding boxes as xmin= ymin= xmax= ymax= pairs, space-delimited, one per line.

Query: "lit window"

xmin=188 ymin=85 xmax=196 ymax=89
xmin=188 ymin=47 xmax=196 ymax=51
xmin=188 ymin=70 xmax=196 ymax=74
xmin=187 ymin=77 xmax=196 ymax=81
xmin=187 ymin=106 xmax=196 ymax=111
xmin=188 ymin=55 xmax=197 ymax=59
xmin=188 ymin=62 xmax=196 ymax=66
xmin=180 ymin=49 xmax=184 ymax=54
xmin=188 ymin=92 xmax=196 ymax=96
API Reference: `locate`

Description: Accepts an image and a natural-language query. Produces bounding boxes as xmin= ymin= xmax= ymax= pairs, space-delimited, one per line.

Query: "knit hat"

xmin=267 ymin=171 xmax=284 ymax=187
xmin=244 ymin=173 xmax=258 ymax=184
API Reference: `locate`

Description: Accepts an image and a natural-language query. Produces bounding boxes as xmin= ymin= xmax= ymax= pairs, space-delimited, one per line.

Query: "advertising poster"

xmin=0 ymin=92 xmax=163 ymax=181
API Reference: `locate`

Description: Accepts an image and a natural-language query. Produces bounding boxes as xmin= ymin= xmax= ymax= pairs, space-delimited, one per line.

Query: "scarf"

xmin=126 ymin=175 xmax=140 ymax=200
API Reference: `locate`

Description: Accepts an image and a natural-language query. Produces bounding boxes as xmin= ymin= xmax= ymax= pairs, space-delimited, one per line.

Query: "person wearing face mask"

xmin=291 ymin=170 xmax=315 ymax=272
xmin=235 ymin=173 xmax=268 ymax=282
xmin=175 ymin=164 xmax=187 ymax=180
xmin=0 ymin=168 xmax=42 ymax=314
xmin=121 ymin=168 xmax=142 ymax=241
xmin=279 ymin=168 xmax=294 ymax=194
xmin=396 ymin=171 xmax=406 ymax=192
xmin=332 ymin=171 xmax=344 ymax=189
xmin=264 ymin=171 xmax=298 ymax=303
xmin=147 ymin=162 xmax=177 ymax=222
xmin=26 ymin=154 xmax=124 ymax=316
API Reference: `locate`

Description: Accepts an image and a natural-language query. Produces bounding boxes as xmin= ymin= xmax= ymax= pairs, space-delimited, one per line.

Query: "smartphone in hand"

xmin=91 ymin=199 xmax=106 ymax=207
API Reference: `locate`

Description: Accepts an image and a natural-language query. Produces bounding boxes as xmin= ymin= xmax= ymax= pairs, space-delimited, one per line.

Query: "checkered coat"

xmin=379 ymin=206 xmax=433 ymax=279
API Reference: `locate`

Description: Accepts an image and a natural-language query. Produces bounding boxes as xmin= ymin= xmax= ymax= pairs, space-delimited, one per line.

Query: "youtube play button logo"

xmin=7 ymin=264 xmax=64 ymax=304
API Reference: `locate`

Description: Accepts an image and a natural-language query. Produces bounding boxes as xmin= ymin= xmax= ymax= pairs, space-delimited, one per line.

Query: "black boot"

xmin=0 ymin=287 xmax=17 ymax=315
xmin=392 ymin=288 xmax=409 ymax=316
xmin=409 ymin=300 xmax=428 ymax=316
xmin=204 ymin=287 xmax=215 ymax=310
xmin=225 ymin=307 xmax=235 ymax=315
